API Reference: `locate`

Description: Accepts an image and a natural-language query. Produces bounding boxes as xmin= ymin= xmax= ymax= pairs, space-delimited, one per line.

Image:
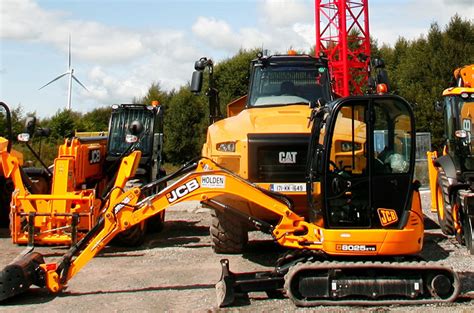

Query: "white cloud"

xmin=260 ymin=0 xmax=312 ymax=27
xmin=370 ymin=0 xmax=474 ymax=46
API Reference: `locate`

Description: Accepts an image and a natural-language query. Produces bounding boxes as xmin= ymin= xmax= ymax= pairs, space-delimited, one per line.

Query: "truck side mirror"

xmin=190 ymin=71 xmax=203 ymax=93
xmin=24 ymin=116 xmax=37 ymax=136
xmin=434 ymin=100 xmax=443 ymax=112
xmin=36 ymin=127 xmax=50 ymax=137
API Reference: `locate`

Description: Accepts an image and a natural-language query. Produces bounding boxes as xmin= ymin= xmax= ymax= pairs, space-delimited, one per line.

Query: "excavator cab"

xmin=308 ymin=95 xmax=415 ymax=229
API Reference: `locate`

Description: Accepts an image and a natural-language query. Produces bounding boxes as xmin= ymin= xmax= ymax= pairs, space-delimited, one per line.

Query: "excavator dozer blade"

xmin=215 ymin=259 xmax=236 ymax=307
xmin=215 ymin=259 xmax=284 ymax=307
xmin=0 ymin=252 xmax=45 ymax=302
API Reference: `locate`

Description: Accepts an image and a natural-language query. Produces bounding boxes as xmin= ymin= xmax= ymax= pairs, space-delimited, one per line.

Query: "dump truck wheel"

xmin=436 ymin=171 xmax=455 ymax=235
xmin=210 ymin=210 xmax=248 ymax=254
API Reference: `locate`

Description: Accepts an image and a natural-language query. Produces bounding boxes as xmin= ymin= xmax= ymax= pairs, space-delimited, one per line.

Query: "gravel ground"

xmin=0 ymin=192 xmax=472 ymax=312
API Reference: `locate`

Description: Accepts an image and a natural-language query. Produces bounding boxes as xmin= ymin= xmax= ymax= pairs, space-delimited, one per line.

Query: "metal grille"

xmin=248 ymin=134 xmax=309 ymax=182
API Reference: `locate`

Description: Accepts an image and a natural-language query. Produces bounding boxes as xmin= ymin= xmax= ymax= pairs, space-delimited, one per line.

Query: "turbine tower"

xmin=39 ymin=36 xmax=88 ymax=110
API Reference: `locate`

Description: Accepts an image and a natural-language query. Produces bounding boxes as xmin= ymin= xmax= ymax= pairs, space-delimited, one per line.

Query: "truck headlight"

xmin=216 ymin=141 xmax=236 ymax=152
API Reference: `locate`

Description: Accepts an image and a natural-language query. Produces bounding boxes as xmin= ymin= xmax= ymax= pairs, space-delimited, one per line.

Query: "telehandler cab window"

xmin=248 ymin=64 xmax=331 ymax=107
xmin=444 ymin=95 xmax=474 ymax=171
xmin=108 ymin=108 xmax=154 ymax=156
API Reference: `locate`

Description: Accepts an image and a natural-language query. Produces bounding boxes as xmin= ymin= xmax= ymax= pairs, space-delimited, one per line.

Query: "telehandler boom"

xmin=0 ymin=95 xmax=461 ymax=307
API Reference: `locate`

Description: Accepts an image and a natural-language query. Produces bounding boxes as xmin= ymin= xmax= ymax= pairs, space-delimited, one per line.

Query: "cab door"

xmin=322 ymin=96 xmax=415 ymax=229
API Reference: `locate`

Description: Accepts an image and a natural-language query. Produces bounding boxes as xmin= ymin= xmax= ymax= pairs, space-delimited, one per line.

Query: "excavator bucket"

xmin=0 ymin=252 xmax=45 ymax=301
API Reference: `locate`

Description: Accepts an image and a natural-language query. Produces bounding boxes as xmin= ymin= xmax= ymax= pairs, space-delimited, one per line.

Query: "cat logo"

xmin=279 ymin=151 xmax=297 ymax=164
xmin=166 ymin=179 xmax=200 ymax=203
xmin=377 ymin=208 xmax=398 ymax=226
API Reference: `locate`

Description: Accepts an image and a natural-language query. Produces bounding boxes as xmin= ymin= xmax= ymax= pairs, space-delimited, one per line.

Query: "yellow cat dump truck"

xmin=191 ymin=52 xmax=335 ymax=253
xmin=427 ymin=64 xmax=474 ymax=254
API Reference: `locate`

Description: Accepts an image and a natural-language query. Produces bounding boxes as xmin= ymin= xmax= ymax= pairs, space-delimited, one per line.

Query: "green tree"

xmin=163 ymin=86 xmax=206 ymax=163
xmin=81 ymin=107 xmax=112 ymax=131
xmin=46 ymin=109 xmax=82 ymax=139
xmin=211 ymin=49 xmax=259 ymax=116
xmin=134 ymin=82 xmax=171 ymax=107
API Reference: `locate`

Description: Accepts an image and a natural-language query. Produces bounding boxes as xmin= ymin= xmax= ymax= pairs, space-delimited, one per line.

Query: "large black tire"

xmin=462 ymin=214 xmax=474 ymax=255
xmin=0 ymin=177 xmax=13 ymax=228
xmin=210 ymin=209 xmax=248 ymax=254
xmin=436 ymin=170 xmax=455 ymax=235
xmin=146 ymin=169 xmax=167 ymax=233
xmin=114 ymin=179 xmax=147 ymax=246
xmin=114 ymin=221 xmax=147 ymax=247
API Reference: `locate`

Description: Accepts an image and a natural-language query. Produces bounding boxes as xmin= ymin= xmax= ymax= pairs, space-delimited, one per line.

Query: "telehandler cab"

xmin=0 ymin=94 xmax=460 ymax=307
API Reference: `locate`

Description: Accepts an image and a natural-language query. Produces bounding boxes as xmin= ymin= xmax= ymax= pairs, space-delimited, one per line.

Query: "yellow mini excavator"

xmin=0 ymin=93 xmax=461 ymax=307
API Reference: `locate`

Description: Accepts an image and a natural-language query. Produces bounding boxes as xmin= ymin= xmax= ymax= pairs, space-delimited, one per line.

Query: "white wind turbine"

xmin=39 ymin=36 xmax=88 ymax=110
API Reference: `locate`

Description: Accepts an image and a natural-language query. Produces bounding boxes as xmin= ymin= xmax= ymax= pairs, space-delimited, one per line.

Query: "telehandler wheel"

xmin=463 ymin=214 xmax=474 ymax=255
xmin=114 ymin=179 xmax=148 ymax=246
xmin=147 ymin=170 xmax=167 ymax=233
xmin=114 ymin=221 xmax=147 ymax=247
xmin=210 ymin=209 xmax=248 ymax=254
xmin=436 ymin=171 xmax=455 ymax=235
xmin=0 ymin=177 xmax=13 ymax=228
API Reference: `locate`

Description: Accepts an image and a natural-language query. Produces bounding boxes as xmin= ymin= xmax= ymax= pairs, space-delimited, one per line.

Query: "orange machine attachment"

xmin=6 ymin=136 xmax=109 ymax=245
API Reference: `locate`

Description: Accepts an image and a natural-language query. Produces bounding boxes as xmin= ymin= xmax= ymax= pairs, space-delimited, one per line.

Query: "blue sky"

xmin=0 ymin=0 xmax=473 ymax=117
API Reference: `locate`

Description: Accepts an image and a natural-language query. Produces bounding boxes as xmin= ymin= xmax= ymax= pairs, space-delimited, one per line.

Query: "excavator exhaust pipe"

xmin=0 ymin=252 xmax=45 ymax=302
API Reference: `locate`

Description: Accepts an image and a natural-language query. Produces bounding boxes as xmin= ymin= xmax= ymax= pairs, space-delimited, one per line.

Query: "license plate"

xmin=269 ymin=183 xmax=306 ymax=192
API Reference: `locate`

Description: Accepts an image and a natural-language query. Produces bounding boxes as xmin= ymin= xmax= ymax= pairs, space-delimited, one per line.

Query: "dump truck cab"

xmin=197 ymin=53 xmax=334 ymax=252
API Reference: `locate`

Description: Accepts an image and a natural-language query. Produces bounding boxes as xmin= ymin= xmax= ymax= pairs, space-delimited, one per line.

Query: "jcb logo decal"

xmin=377 ymin=208 xmax=398 ymax=226
xmin=166 ymin=179 xmax=200 ymax=203
xmin=89 ymin=149 xmax=101 ymax=164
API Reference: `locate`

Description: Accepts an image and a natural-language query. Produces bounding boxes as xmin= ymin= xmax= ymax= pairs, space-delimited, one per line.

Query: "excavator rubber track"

xmin=284 ymin=260 xmax=461 ymax=306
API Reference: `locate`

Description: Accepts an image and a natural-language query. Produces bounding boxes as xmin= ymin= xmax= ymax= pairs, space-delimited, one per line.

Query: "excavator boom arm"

xmin=0 ymin=156 xmax=321 ymax=298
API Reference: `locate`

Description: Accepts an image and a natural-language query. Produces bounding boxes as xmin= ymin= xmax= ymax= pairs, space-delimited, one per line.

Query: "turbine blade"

xmin=38 ymin=72 xmax=69 ymax=90
xmin=72 ymin=74 xmax=88 ymax=91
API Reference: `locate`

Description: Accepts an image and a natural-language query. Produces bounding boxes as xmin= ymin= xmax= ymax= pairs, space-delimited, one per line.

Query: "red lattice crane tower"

xmin=315 ymin=0 xmax=371 ymax=96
